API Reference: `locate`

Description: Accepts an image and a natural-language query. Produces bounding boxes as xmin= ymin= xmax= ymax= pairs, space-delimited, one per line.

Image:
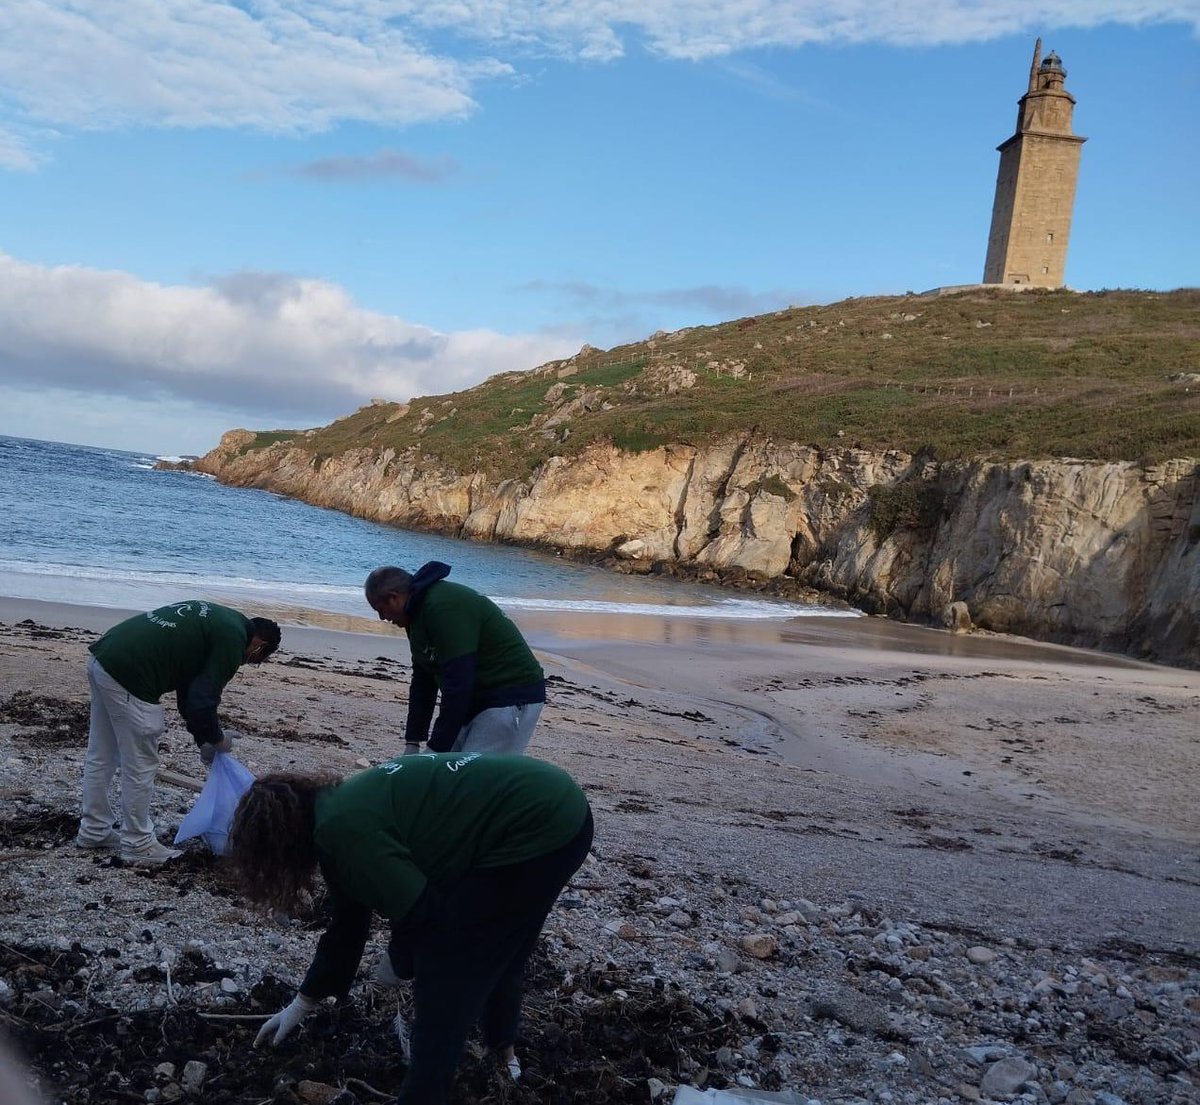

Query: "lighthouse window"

xmin=1046 ymin=232 xmax=1054 ymax=243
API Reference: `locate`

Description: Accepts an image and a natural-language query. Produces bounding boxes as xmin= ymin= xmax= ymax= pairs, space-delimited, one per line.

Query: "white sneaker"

xmin=376 ymin=954 xmax=404 ymax=987
xmin=75 ymin=830 xmax=121 ymax=852
xmin=120 ymin=840 xmax=183 ymax=866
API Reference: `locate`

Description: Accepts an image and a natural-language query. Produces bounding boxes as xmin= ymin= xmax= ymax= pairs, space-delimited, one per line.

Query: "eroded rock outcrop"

xmin=194 ymin=431 xmax=1199 ymax=666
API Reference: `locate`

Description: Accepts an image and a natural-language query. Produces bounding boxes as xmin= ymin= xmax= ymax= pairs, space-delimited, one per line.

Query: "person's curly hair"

xmin=226 ymin=772 xmax=340 ymax=914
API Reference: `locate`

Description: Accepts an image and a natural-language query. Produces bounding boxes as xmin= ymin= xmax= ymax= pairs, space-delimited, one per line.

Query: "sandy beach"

xmin=1 ymin=595 xmax=1197 ymax=1103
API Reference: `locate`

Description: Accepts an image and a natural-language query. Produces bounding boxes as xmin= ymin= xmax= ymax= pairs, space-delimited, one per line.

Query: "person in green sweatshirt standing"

xmin=229 ymin=753 xmax=593 ymax=1105
xmin=77 ymin=600 xmax=281 ymax=865
xmin=364 ymin=563 xmax=546 ymax=757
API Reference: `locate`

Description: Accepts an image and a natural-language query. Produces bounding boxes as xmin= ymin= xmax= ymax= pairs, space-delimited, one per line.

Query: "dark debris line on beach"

xmin=1 ymin=942 xmax=741 ymax=1105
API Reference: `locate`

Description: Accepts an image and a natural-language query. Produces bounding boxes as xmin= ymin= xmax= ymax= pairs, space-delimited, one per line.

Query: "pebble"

xmin=980 ymin=1056 xmax=1037 ymax=1097
xmin=296 ymin=1081 xmax=340 ymax=1105
xmin=967 ymin=946 xmax=998 ymax=965
xmin=740 ymin=933 xmax=778 ymax=959
xmin=716 ymin=947 xmax=740 ymax=974
xmin=180 ymin=1061 xmax=207 ymax=1094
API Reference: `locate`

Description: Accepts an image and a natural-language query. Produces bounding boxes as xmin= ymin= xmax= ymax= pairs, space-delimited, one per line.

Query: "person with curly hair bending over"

xmin=227 ymin=752 xmax=593 ymax=1104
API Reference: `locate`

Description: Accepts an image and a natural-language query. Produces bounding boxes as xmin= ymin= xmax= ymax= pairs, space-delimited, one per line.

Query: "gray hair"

xmin=364 ymin=566 xmax=413 ymax=603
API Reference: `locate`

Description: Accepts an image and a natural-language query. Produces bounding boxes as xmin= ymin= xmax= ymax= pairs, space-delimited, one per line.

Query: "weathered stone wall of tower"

xmin=983 ymin=145 xmax=1020 ymax=281
xmin=984 ymin=133 xmax=1083 ymax=286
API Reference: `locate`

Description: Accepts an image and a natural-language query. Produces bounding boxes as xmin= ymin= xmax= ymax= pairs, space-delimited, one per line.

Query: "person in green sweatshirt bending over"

xmin=229 ymin=753 xmax=593 ymax=1104
xmin=77 ymin=600 xmax=281 ymax=865
xmin=365 ymin=563 xmax=546 ymax=757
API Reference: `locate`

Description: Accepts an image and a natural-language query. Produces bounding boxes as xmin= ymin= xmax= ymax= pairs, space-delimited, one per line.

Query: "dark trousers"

xmin=396 ymin=809 xmax=594 ymax=1105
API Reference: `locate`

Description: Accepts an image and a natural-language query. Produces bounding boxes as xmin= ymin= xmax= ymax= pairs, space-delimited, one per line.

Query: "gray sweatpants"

xmin=449 ymin=702 xmax=543 ymax=755
xmin=79 ymin=656 xmax=165 ymax=850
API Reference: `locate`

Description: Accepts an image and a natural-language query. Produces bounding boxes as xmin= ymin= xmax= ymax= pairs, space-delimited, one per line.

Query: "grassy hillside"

xmin=244 ymin=287 xmax=1200 ymax=479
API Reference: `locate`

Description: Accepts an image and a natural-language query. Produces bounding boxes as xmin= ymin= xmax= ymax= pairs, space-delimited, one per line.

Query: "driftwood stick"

xmin=344 ymin=1077 xmax=396 ymax=1101
xmin=157 ymin=767 xmax=204 ymax=793
xmin=197 ymin=1012 xmax=272 ymax=1021
xmin=39 ymin=1012 xmax=126 ymax=1035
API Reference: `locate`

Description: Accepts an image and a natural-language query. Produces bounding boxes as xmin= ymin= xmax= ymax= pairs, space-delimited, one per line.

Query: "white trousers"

xmin=79 ymin=655 xmax=165 ymax=850
xmin=450 ymin=702 xmax=543 ymax=755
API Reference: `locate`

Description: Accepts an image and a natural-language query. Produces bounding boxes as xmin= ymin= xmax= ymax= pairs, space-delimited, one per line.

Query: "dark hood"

xmin=404 ymin=561 xmax=452 ymax=618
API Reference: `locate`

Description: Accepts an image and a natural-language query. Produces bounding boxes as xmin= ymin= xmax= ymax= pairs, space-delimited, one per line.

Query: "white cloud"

xmin=0 ymin=126 xmax=39 ymax=171
xmin=0 ymin=252 xmax=582 ymax=431
xmin=0 ymin=1 xmax=497 ymax=138
xmin=1 ymin=2 xmax=1195 ymax=163
xmin=403 ymin=1 xmax=1199 ymax=59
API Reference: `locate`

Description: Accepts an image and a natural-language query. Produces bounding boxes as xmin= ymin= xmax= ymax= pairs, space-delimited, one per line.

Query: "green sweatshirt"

xmin=89 ymin=600 xmax=250 ymax=704
xmin=407 ymin=579 xmax=543 ymax=692
xmin=313 ymin=753 xmax=588 ymax=923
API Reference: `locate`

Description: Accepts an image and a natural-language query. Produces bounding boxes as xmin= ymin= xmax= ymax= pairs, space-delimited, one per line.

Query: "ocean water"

xmin=0 ymin=435 xmax=856 ymax=625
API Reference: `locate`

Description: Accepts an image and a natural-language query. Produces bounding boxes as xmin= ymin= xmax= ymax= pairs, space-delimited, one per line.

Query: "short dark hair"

xmin=249 ymin=617 xmax=282 ymax=657
xmin=365 ymin=566 xmax=413 ymax=604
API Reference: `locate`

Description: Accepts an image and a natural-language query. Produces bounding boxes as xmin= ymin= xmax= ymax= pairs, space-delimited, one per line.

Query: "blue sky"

xmin=0 ymin=3 xmax=1196 ymax=455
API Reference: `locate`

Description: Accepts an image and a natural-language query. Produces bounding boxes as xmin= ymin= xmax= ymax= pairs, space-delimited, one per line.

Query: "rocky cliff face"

xmin=196 ymin=431 xmax=1200 ymax=666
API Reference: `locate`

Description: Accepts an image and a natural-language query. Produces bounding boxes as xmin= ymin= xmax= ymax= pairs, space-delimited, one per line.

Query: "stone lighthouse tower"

xmin=983 ymin=40 xmax=1086 ymax=287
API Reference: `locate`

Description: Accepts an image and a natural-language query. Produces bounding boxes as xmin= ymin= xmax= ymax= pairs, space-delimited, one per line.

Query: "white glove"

xmin=254 ymin=994 xmax=318 ymax=1048
xmin=403 ymin=742 xmax=423 ymax=757
xmin=199 ymin=730 xmax=241 ymax=765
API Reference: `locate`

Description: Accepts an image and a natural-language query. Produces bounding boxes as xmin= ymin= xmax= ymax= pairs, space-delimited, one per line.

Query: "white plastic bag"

xmin=174 ymin=752 xmax=255 ymax=854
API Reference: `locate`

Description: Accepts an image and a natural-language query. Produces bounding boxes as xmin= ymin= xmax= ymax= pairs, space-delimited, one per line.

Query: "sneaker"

xmin=119 ymin=840 xmax=182 ymax=866
xmin=376 ymin=955 xmax=402 ymax=987
xmin=74 ymin=830 xmax=121 ymax=852
xmin=505 ymin=1056 xmax=522 ymax=1083
xmin=375 ymin=949 xmax=413 ymax=986
xmin=376 ymin=945 xmax=415 ymax=988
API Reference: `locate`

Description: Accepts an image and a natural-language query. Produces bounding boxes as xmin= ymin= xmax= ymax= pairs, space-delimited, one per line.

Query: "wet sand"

xmin=2 ymin=594 xmax=1196 ymax=843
